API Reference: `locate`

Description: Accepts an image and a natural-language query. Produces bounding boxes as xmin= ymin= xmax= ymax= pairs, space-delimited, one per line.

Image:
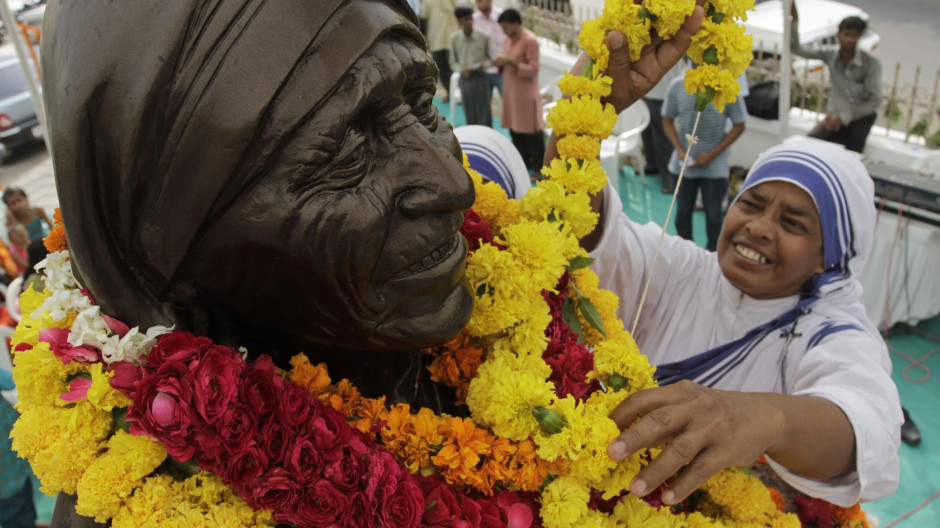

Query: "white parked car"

xmin=747 ymin=0 xmax=880 ymax=57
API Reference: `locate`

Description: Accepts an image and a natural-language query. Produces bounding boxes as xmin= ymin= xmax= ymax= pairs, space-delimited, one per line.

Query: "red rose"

xmin=290 ymin=480 xmax=351 ymax=528
xmin=217 ymin=403 xmax=258 ymax=456
xmin=496 ymin=490 xmax=538 ymax=528
xmin=146 ymin=331 xmax=213 ymax=367
xmin=308 ymin=408 xmax=353 ymax=462
xmin=796 ymin=496 xmax=834 ymax=528
xmin=286 ymin=437 xmax=324 ymax=485
xmin=126 ymin=360 xmax=198 ymax=461
xmin=239 ymin=355 xmax=283 ymax=420
xmin=277 ymin=381 xmax=316 ymax=428
xmin=192 ymin=428 xmax=225 ymax=469
xmin=108 ymin=360 xmax=143 ymax=395
xmin=477 ymin=497 xmax=504 ymax=528
xmin=191 ymin=345 xmax=244 ymax=425
xmin=323 ymin=436 xmax=369 ymax=492
xmin=248 ymin=467 xmax=303 ymax=513
xmin=419 ymin=475 xmax=462 ymax=528
xmin=260 ymin=419 xmax=294 ymax=466
xmin=379 ymin=476 xmax=422 ymax=528
xmin=363 ymin=450 xmax=401 ymax=503
xmin=457 ymin=494 xmax=482 ymax=528
xmin=223 ymin=444 xmax=268 ymax=490
xmin=461 ymin=209 xmax=498 ymax=252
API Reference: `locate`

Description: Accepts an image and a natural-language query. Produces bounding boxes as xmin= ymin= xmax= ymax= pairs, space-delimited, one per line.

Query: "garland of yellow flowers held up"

xmin=9 ymin=1 xmax=808 ymax=527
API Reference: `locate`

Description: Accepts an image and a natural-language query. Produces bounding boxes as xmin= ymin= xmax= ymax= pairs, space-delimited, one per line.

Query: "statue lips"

xmin=389 ymin=233 xmax=467 ymax=294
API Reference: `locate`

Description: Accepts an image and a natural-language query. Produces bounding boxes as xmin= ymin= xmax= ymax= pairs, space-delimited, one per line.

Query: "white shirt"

xmin=589 ymin=184 xmax=901 ymax=506
xmin=473 ymin=8 xmax=504 ymax=75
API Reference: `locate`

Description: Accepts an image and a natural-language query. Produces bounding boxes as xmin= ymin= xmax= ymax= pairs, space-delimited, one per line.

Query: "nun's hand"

xmin=607 ymin=380 xmax=780 ymax=505
xmin=565 ymin=1 xmax=706 ymax=115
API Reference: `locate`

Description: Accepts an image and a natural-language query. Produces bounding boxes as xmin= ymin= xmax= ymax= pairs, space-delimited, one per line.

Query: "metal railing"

xmin=515 ymin=0 xmax=940 ymax=148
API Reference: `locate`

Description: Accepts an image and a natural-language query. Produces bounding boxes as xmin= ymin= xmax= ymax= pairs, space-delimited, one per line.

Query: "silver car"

xmin=0 ymin=54 xmax=42 ymax=159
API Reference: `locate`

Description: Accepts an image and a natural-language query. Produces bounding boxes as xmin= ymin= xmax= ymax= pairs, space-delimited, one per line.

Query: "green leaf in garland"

xmin=703 ymin=45 xmax=720 ymax=66
xmin=637 ymin=7 xmax=658 ymax=21
xmin=562 ymin=296 xmax=584 ymax=343
xmin=567 ymin=255 xmax=594 ymax=271
xmin=577 ymin=294 xmax=606 ymax=337
xmin=607 ymin=373 xmax=628 ymax=392
xmin=547 ymin=210 xmax=558 ymax=222
xmin=707 ymin=4 xmax=725 ymax=24
xmin=581 ymin=58 xmax=596 ymax=79
xmin=533 ymin=406 xmax=568 ymax=434
xmin=694 ymin=86 xmax=717 ymax=112
xmin=112 ymin=407 xmax=131 ymax=433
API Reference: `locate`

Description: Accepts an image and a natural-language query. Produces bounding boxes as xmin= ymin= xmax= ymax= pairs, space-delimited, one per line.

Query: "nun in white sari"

xmin=590 ymin=138 xmax=902 ymax=507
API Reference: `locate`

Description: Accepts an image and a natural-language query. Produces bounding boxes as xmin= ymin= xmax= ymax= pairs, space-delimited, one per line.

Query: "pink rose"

xmin=379 ymin=476 xmax=422 ymax=528
xmin=286 ymin=437 xmax=323 ymax=485
xmin=223 ymin=444 xmax=268 ymax=490
xmin=239 ymin=355 xmax=282 ymax=420
xmin=126 ymin=360 xmax=198 ymax=461
xmin=39 ymin=327 xmax=100 ymax=365
xmin=217 ymin=402 xmax=258 ymax=456
xmin=291 ymin=480 xmax=351 ymax=528
xmin=363 ymin=450 xmax=401 ymax=504
xmin=191 ymin=345 xmax=244 ymax=424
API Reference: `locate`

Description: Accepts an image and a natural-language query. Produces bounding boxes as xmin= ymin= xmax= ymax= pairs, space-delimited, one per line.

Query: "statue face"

xmin=190 ymin=23 xmax=475 ymax=351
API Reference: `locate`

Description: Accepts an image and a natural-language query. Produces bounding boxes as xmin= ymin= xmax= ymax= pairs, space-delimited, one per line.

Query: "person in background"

xmin=1 ymin=368 xmax=39 ymax=528
xmin=662 ymin=74 xmax=747 ymax=251
xmin=424 ymin=0 xmax=459 ymax=102
xmin=790 ymin=2 xmax=881 ymax=153
xmin=642 ymin=60 xmax=688 ymax=194
xmin=3 ymin=188 xmax=50 ymax=241
xmin=454 ymin=124 xmax=531 ymax=200
xmin=494 ymin=8 xmax=544 ymax=180
xmin=450 ymin=5 xmax=492 ymax=127
xmin=6 ymin=225 xmax=27 ymax=277
xmin=473 ymin=0 xmax=504 ymax=96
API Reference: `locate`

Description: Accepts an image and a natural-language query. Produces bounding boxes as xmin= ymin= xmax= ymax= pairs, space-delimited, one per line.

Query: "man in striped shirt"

xmin=663 ymin=75 xmax=747 ymax=251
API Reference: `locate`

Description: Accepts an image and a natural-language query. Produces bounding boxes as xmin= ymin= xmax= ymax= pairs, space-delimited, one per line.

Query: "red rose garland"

xmin=108 ymin=331 xmax=541 ymax=528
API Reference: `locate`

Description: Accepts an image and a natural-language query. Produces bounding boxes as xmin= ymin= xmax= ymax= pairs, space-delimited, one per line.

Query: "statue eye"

xmin=330 ymin=128 xmax=371 ymax=183
xmin=409 ymin=92 xmax=440 ymax=131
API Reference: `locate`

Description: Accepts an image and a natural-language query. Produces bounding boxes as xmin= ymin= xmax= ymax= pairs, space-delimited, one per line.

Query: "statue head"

xmin=41 ymin=0 xmax=475 ymax=357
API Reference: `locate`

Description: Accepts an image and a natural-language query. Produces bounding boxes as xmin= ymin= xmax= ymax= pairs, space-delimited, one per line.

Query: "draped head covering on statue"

xmin=42 ymin=0 xmax=475 ymax=364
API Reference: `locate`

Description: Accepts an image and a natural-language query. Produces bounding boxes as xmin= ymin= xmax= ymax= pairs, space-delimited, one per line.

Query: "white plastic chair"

xmin=600 ymin=100 xmax=651 ymax=189
xmin=5 ymin=276 xmax=23 ymax=322
xmin=449 ymin=71 xmax=463 ymax=124
xmin=0 ymin=325 xmax=16 ymax=405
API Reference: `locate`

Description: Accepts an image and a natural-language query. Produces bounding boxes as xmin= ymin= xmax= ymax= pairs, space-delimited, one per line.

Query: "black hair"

xmin=838 ymin=16 xmax=866 ymax=33
xmin=25 ymin=236 xmax=49 ymax=275
xmin=2 ymin=187 xmax=26 ymax=205
xmin=454 ymin=6 xmax=474 ymax=19
xmin=497 ymin=8 xmax=521 ymax=25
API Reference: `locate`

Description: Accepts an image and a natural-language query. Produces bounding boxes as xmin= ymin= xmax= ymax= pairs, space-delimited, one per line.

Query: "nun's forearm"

xmin=763 ymin=394 xmax=856 ymax=479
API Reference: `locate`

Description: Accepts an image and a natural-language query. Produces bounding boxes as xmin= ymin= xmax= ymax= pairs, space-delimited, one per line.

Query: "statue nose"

xmin=398 ymin=132 xmax=475 ymax=218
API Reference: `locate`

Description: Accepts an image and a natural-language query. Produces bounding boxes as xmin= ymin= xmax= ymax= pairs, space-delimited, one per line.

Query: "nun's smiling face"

xmin=717 ymin=181 xmax=826 ymax=300
xmin=190 ymin=8 xmax=475 ymax=351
